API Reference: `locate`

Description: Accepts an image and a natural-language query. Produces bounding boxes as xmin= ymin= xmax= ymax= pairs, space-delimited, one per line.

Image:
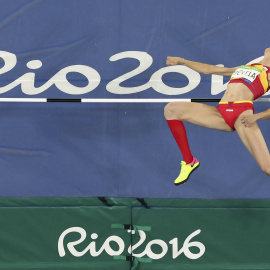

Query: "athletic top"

xmin=229 ymin=63 xmax=270 ymax=100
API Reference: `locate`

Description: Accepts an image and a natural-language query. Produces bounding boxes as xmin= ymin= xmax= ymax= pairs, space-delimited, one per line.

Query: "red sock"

xmin=167 ymin=120 xmax=193 ymax=164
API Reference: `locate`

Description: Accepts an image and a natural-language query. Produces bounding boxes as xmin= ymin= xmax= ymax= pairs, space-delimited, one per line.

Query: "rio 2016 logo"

xmin=0 ymin=50 xmax=264 ymax=96
xmin=58 ymin=226 xmax=205 ymax=260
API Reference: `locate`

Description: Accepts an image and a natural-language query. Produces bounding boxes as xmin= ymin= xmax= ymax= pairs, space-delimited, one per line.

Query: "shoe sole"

xmin=174 ymin=163 xmax=200 ymax=186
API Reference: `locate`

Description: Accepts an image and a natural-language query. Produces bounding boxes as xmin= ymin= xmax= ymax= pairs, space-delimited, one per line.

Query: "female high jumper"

xmin=164 ymin=47 xmax=270 ymax=185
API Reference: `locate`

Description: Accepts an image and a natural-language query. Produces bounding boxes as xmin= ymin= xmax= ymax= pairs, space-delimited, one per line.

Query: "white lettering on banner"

xmin=58 ymin=227 xmax=205 ymax=260
xmin=107 ymin=51 xmax=201 ymax=95
xmin=211 ymin=65 xmax=228 ymax=95
xmin=150 ymin=65 xmax=200 ymax=95
xmin=58 ymin=227 xmax=124 ymax=257
xmin=169 ymin=230 xmax=205 ymax=259
xmin=127 ymin=230 xmax=168 ymax=260
xmin=106 ymin=51 xmax=153 ymax=94
xmin=0 ymin=51 xmax=101 ymax=95
xmin=0 ymin=50 xmax=266 ymax=96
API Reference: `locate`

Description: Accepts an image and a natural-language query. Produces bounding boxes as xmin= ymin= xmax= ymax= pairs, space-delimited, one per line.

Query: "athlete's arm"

xmin=241 ymin=109 xmax=270 ymax=127
xmin=166 ymin=57 xmax=239 ymax=76
xmin=257 ymin=109 xmax=270 ymax=120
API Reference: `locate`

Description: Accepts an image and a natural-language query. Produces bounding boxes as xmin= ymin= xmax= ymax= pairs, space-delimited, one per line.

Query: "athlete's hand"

xmin=241 ymin=114 xmax=258 ymax=127
xmin=166 ymin=57 xmax=183 ymax=66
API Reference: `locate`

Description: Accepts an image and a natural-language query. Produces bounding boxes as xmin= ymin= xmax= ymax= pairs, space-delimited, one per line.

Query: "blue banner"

xmin=0 ymin=0 xmax=269 ymax=198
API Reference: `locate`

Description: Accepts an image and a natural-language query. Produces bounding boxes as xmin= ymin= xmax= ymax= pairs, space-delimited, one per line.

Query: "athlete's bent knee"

xmin=164 ymin=102 xmax=185 ymax=120
xmin=164 ymin=103 xmax=175 ymax=120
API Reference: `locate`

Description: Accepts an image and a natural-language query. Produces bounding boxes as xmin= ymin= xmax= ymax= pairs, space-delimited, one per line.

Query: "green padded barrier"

xmin=1 ymin=198 xmax=270 ymax=269
xmin=131 ymin=208 xmax=270 ymax=270
xmin=0 ymin=206 xmax=131 ymax=269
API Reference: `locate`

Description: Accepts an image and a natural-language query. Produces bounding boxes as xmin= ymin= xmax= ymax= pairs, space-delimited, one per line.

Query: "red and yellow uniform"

xmin=229 ymin=63 xmax=270 ymax=100
xmin=218 ymin=101 xmax=254 ymax=130
xmin=218 ymin=64 xmax=270 ymax=130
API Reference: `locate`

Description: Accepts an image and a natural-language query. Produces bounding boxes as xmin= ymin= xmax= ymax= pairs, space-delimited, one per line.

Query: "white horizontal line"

xmin=0 ymin=97 xmax=267 ymax=103
xmin=0 ymin=98 xmax=46 ymax=102
xmin=81 ymin=98 xmax=270 ymax=103
xmin=81 ymin=98 xmax=192 ymax=103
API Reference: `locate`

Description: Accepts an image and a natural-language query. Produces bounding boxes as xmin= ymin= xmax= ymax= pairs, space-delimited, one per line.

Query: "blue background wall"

xmin=0 ymin=0 xmax=269 ymax=198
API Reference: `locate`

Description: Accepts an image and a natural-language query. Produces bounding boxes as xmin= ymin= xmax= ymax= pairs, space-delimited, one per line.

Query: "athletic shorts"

xmin=217 ymin=100 xmax=254 ymax=130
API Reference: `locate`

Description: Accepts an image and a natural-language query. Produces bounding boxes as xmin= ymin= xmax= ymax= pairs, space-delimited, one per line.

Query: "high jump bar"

xmin=0 ymin=98 xmax=269 ymax=103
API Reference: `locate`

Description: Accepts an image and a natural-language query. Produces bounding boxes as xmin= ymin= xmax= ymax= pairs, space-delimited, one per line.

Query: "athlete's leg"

xmin=234 ymin=112 xmax=255 ymax=158
xmin=235 ymin=110 xmax=270 ymax=176
xmin=164 ymin=102 xmax=233 ymax=184
xmin=164 ymin=102 xmax=233 ymax=131
xmin=164 ymin=102 xmax=232 ymax=161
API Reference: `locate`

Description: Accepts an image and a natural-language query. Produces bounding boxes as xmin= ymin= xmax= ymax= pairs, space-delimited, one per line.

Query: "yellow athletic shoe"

xmin=174 ymin=157 xmax=200 ymax=185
